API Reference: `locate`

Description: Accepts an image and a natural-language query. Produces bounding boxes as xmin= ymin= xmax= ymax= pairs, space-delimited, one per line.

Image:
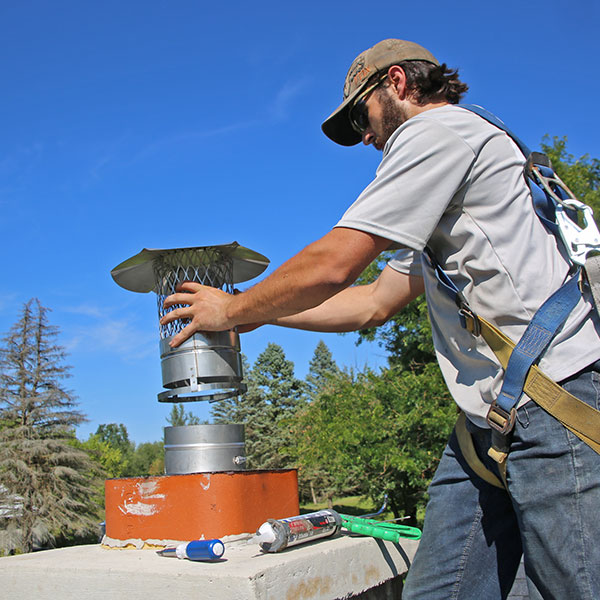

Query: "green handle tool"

xmin=339 ymin=514 xmax=422 ymax=542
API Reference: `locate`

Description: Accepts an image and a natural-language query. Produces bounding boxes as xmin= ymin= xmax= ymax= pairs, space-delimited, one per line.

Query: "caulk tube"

xmin=254 ymin=509 xmax=343 ymax=552
xmin=157 ymin=539 xmax=225 ymax=561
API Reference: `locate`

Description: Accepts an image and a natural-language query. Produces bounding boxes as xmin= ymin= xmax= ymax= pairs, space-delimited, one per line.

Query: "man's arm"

xmin=262 ymin=264 xmax=424 ymax=332
xmin=161 ymin=227 xmax=393 ymax=347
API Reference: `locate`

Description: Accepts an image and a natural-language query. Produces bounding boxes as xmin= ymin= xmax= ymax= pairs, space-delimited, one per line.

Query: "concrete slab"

xmin=0 ymin=532 xmax=418 ymax=600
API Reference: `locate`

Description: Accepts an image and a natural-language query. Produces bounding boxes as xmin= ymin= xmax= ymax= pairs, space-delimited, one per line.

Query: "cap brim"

xmin=321 ymin=74 xmax=377 ymax=146
xmin=321 ymin=97 xmax=362 ymax=146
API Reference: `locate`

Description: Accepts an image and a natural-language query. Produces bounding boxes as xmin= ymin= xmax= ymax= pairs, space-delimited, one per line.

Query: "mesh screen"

xmin=153 ymin=248 xmax=234 ymax=339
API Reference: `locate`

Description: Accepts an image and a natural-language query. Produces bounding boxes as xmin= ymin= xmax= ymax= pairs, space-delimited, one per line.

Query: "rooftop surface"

xmin=0 ymin=532 xmax=418 ymax=600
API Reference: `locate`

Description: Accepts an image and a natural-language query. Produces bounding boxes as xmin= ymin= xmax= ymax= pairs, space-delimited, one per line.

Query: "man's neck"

xmin=405 ymin=101 xmax=449 ymax=120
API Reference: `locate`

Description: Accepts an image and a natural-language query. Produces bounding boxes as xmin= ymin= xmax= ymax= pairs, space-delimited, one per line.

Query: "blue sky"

xmin=1 ymin=0 xmax=598 ymax=444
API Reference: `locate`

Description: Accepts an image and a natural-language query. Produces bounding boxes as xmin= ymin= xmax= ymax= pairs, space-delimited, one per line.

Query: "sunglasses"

xmin=349 ymin=74 xmax=388 ymax=134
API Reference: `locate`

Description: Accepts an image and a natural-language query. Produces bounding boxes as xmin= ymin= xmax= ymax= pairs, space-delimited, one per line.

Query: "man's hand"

xmin=161 ymin=282 xmax=235 ymax=347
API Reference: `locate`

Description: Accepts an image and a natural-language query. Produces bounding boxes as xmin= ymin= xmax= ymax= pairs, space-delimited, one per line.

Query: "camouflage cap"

xmin=321 ymin=39 xmax=439 ymax=146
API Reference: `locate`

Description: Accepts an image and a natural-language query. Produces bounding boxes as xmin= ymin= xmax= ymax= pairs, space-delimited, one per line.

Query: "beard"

xmin=376 ymin=88 xmax=410 ymax=148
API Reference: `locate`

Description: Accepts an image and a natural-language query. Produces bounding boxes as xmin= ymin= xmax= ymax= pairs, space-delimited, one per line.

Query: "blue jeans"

xmin=402 ymin=361 xmax=600 ymax=600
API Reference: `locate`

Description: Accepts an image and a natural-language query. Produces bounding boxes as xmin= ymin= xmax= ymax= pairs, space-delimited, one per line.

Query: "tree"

xmin=212 ymin=345 xmax=305 ymax=470
xmin=79 ymin=433 xmax=126 ymax=479
xmin=541 ymin=136 xmax=600 ymax=218
xmin=166 ymin=404 xmax=202 ymax=427
xmin=246 ymin=343 xmax=306 ymax=469
xmin=305 ymin=340 xmax=340 ymax=399
xmin=354 ymin=251 xmax=436 ymax=371
xmin=83 ymin=424 xmax=166 ymax=478
xmin=129 ymin=441 xmax=164 ymax=476
xmin=91 ymin=423 xmax=134 ymax=476
xmin=290 ymin=364 xmax=455 ymax=524
xmin=210 ymin=354 xmax=251 ymax=425
xmin=95 ymin=423 xmax=133 ymax=455
xmin=0 ymin=299 xmax=101 ymax=554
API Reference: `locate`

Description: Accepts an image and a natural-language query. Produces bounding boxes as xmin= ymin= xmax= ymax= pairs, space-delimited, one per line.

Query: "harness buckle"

xmin=486 ymin=401 xmax=517 ymax=435
xmin=459 ymin=306 xmax=481 ymax=336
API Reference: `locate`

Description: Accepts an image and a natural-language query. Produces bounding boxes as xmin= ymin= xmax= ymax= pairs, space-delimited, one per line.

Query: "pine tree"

xmin=247 ymin=343 xmax=306 ymax=469
xmin=166 ymin=404 xmax=201 ymax=427
xmin=0 ymin=299 xmax=100 ymax=554
xmin=210 ymin=354 xmax=251 ymax=425
xmin=211 ymin=346 xmax=306 ymax=470
xmin=306 ymin=340 xmax=340 ymax=399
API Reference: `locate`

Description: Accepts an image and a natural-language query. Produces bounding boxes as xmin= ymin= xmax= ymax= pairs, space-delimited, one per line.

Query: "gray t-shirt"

xmin=336 ymin=105 xmax=600 ymax=427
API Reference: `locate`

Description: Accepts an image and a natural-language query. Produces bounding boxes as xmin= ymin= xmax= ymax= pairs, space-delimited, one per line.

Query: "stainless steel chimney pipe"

xmin=164 ymin=424 xmax=246 ymax=474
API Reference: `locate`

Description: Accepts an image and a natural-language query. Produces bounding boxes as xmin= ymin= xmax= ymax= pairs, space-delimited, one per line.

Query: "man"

xmin=162 ymin=40 xmax=600 ymax=598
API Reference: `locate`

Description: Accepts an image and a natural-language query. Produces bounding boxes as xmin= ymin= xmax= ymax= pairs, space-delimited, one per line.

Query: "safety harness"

xmin=426 ymin=104 xmax=600 ymax=469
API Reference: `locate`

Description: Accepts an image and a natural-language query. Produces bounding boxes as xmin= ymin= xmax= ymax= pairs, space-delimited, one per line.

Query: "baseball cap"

xmin=321 ymin=39 xmax=439 ymax=146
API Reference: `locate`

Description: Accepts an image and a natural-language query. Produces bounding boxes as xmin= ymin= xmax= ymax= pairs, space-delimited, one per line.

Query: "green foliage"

xmin=166 ymin=404 xmax=202 ymax=427
xmin=90 ymin=423 xmax=134 ymax=476
xmin=289 ymin=364 xmax=455 ymax=525
xmin=211 ymin=345 xmax=306 ymax=470
xmin=541 ymin=136 xmax=600 ymax=218
xmin=306 ymin=340 xmax=340 ymax=399
xmin=79 ymin=434 xmax=125 ymax=479
xmin=82 ymin=423 xmax=165 ymax=478
xmin=244 ymin=343 xmax=306 ymax=470
xmin=95 ymin=423 xmax=134 ymax=457
xmin=128 ymin=441 xmax=164 ymax=476
xmin=354 ymin=252 xmax=435 ymax=371
xmin=210 ymin=354 xmax=250 ymax=425
xmin=0 ymin=299 xmax=102 ymax=554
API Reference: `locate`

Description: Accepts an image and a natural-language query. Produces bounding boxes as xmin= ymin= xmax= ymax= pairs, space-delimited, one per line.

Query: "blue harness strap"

xmin=493 ymin=268 xmax=581 ymax=417
xmin=426 ymin=105 xmax=585 ymax=433
xmin=459 ymin=104 xmax=532 ymax=156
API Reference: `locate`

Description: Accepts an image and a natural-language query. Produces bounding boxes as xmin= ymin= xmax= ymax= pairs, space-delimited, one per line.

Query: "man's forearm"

xmin=225 ymin=228 xmax=391 ymax=326
xmin=268 ymin=266 xmax=425 ymax=333
xmin=269 ymin=284 xmax=385 ymax=332
xmin=162 ymin=227 xmax=392 ymax=346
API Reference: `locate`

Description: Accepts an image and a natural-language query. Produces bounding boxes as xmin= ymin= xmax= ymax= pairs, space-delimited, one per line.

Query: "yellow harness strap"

xmin=464 ymin=313 xmax=600 ymax=455
xmin=454 ymin=412 xmax=507 ymax=489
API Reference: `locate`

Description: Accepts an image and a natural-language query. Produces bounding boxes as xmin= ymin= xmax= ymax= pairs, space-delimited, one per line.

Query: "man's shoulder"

xmin=382 ymin=105 xmax=481 ymax=160
xmin=385 ymin=104 xmax=512 ymax=161
xmin=409 ymin=105 xmax=497 ymax=140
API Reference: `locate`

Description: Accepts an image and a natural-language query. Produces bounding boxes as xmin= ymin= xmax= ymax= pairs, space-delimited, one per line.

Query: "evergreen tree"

xmin=306 ymin=340 xmax=340 ymax=399
xmin=166 ymin=404 xmax=201 ymax=427
xmin=210 ymin=354 xmax=250 ymax=425
xmin=0 ymin=299 xmax=101 ymax=554
xmin=247 ymin=343 xmax=305 ymax=469
xmin=299 ymin=341 xmax=341 ymax=503
xmin=212 ymin=346 xmax=305 ymax=469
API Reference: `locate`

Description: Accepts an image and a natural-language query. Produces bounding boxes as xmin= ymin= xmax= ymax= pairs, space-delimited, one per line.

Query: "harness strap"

xmin=492 ymin=268 xmax=581 ymax=425
xmin=462 ymin=311 xmax=600 ymax=455
xmin=424 ymin=248 xmax=585 ymax=442
xmin=454 ymin=413 xmax=506 ymax=489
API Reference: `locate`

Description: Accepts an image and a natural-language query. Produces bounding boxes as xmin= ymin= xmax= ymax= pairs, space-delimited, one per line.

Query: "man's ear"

xmin=387 ymin=65 xmax=407 ymax=99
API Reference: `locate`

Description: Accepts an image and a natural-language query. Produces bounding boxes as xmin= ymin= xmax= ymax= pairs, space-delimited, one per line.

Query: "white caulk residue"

xmin=119 ymin=501 xmax=157 ymax=516
xmin=137 ymin=481 xmax=166 ymax=500
xmin=118 ymin=479 xmax=166 ymax=516
xmin=200 ymin=474 xmax=211 ymax=491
